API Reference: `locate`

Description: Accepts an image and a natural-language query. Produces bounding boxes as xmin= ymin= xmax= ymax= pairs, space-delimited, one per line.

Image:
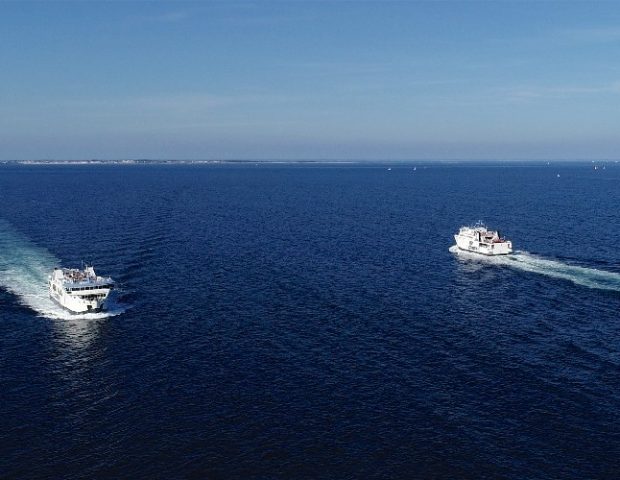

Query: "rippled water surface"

xmin=1 ymin=163 xmax=620 ymax=479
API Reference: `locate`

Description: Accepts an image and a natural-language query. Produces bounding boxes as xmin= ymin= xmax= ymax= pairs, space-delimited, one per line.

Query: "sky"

xmin=1 ymin=0 xmax=620 ymax=161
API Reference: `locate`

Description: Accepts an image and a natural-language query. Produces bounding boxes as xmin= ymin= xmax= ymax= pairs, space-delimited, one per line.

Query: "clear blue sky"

xmin=2 ymin=1 xmax=620 ymax=160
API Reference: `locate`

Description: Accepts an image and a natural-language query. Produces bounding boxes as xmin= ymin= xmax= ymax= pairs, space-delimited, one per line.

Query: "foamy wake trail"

xmin=0 ymin=220 xmax=126 ymax=319
xmin=450 ymin=245 xmax=620 ymax=291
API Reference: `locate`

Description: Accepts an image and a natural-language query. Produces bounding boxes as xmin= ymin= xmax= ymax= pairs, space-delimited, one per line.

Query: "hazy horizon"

xmin=5 ymin=158 xmax=618 ymax=165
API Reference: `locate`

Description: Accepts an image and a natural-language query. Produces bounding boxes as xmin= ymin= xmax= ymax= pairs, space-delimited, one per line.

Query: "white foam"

xmin=450 ymin=245 xmax=620 ymax=291
xmin=0 ymin=220 xmax=126 ymax=319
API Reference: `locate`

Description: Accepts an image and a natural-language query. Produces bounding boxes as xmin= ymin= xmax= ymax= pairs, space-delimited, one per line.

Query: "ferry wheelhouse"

xmin=454 ymin=222 xmax=513 ymax=256
xmin=49 ymin=265 xmax=114 ymax=313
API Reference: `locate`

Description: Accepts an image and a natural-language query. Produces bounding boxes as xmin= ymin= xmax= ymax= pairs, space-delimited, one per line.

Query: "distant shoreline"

xmin=2 ymin=159 xmax=619 ymax=166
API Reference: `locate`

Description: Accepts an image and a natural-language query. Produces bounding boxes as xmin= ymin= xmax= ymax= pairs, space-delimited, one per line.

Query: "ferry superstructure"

xmin=454 ymin=223 xmax=513 ymax=256
xmin=48 ymin=265 xmax=114 ymax=313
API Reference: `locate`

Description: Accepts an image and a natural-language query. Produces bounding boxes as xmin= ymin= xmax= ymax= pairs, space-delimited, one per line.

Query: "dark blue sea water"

xmin=1 ymin=162 xmax=620 ymax=479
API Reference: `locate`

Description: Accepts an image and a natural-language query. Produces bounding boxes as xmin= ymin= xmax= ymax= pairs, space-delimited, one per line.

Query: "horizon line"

xmin=3 ymin=158 xmax=619 ymax=164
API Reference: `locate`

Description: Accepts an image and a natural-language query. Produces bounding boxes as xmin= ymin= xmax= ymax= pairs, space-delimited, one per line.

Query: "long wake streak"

xmin=0 ymin=220 xmax=124 ymax=319
xmin=450 ymin=245 xmax=620 ymax=292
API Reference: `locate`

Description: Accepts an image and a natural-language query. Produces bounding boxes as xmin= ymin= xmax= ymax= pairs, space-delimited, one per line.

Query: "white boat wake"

xmin=0 ymin=219 xmax=126 ymax=319
xmin=450 ymin=245 xmax=620 ymax=292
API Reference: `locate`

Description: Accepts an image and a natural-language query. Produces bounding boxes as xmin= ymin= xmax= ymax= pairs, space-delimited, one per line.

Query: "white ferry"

xmin=49 ymin=265 xmax=114 ymax=313
xmin=454 ymin=222 xmax=513 ymax=255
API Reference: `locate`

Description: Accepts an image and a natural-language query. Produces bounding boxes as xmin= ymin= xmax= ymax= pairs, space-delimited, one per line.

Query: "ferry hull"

xmin=454 ymin=234 xmax=512 ymax=256
xmin=49 ymin=287 xmax=110 ymax=313
xmin=50 ymin=293 xmax=106 ymax=314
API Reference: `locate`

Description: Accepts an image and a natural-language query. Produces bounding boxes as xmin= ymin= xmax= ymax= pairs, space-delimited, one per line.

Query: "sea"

xmin=1 ymin=162 xmax=619 ymax=479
